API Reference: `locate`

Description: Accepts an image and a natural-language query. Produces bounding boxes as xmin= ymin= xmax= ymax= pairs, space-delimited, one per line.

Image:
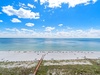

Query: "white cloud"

xmin=19 ymin=3 xmax=25 ymax=6
xmin=0 ymin=20 xmax=3 ymax=22
xmin=45 ymin=27 xmax=55 ymax=32
xmin=11 ymin=18 xmax=21 ymax=23
xmin=34 ymin=0 xmax=38 ymax=2
xmin=66 ymin=26 xmax=72 ymax=30
xmin=25 ymin=23 xmax=34 ymax=27
xmin=21 ymin=28 xmax=34 ymax=32
xmin=5 ymin=28 xmax=20 ymax=32
xmin=43 ymin=20 xmax=45 ymax=22
xmin=0 ymin=28 xmax=100 ymax=38
xmin=58 ymin=24 xmax=63 ymax=27
xmin=28 ymin=3 xmax=36 ymax=8
xmin=19 ymin=3 xmax=27 ymax=9
xmin=93 ymin=0 xmax=97 ymax=3
xmin=2 ymin=5 xmax=40 ymax=19
xmin=40 ymin=0 xmax=98 ymax=8
xmin=3 ymin=28 xmax=35 ymax=38
xmin=55 ymin=29 xmax=100 ymax=38
xmin=42 ymin=25 xmax=45 ymax=27
xmin=5 ymin=28 xmax=34 ymax=33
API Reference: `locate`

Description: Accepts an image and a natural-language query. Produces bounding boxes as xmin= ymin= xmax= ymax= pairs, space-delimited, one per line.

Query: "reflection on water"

xmin=0 ymin=38 xmax=100 ymax=51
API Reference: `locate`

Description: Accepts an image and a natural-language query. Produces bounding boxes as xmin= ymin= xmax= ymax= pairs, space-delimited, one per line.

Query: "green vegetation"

xmin=37 ymin=65 xmax=100 ymax=75
xmin=0 ymin=67 xmax=34 ymax=75
xmin=0 ymin=59 xmax=100 ymax=75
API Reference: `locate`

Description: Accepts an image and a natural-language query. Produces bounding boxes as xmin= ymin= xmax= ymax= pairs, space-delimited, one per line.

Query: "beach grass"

xmin=0 ymin=59 xmax=100 ymax=75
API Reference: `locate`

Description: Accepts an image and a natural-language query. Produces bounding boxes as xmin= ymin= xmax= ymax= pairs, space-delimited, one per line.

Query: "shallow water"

xmin=0 ymin=38 xmax=100 ymax=51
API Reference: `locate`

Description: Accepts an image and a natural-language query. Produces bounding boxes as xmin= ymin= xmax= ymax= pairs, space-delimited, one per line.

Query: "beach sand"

xmin=0 ymin=51 xmax=100 ymax=61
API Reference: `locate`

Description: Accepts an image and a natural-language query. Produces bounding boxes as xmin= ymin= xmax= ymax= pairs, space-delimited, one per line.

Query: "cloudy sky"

xmin=0 ymin=0 xmax=100 ymax=38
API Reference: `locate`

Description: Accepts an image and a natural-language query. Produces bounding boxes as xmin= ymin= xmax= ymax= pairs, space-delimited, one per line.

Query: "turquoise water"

xmin=0 ymin=38 xmax=100 ymax=51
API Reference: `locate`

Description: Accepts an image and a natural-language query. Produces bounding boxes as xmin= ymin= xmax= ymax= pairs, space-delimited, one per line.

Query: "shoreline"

xmin=0 ymin=51 xmax=100 ymax=61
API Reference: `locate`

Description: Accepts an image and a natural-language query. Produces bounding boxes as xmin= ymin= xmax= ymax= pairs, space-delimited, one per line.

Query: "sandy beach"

xmin=0 ymin=51 xmax=100 ymax=61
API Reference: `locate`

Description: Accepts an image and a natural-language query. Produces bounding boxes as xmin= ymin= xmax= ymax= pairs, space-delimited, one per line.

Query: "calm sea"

xmin=0 ymin=38 xmax=100 ymax=51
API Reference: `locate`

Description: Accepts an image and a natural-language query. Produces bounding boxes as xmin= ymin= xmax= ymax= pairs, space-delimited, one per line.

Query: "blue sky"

xmin=0 ymin=0 xmax=100 ymax=38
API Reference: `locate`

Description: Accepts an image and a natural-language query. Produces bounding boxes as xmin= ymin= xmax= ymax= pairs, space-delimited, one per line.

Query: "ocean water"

xmin=0 ymin=38 xmax=100 ymax=51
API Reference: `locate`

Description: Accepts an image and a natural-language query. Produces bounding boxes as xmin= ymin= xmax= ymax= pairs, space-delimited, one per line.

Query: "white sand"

xmin=44 ymin=61 xmax=92 ymax=66
xmin=0 ymin=61 xmax=37 ymax=68
xmin=0 ymin=51 xmax=100 ymax=61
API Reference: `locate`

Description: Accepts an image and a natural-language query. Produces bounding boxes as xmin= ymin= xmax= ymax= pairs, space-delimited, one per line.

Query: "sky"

xmin=0 ymin=0 xmax=100 ymax=38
